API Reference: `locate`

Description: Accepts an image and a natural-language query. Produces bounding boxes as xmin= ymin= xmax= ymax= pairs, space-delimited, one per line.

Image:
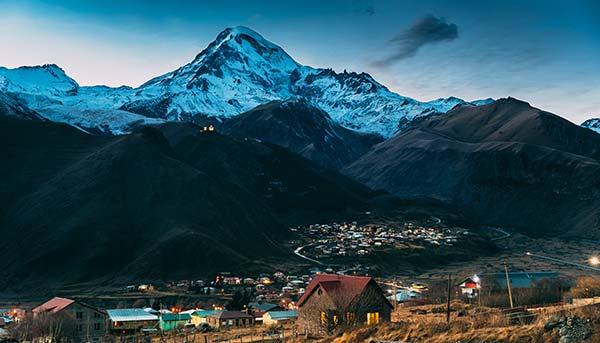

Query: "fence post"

xmin=446 ymin=273 xmax=452 ymax=324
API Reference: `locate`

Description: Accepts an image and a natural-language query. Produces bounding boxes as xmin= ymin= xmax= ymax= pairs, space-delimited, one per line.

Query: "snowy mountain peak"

xmin=0 ymin=64 xmax=79 ymax=97
xmin=581 ymin=118 xmax=600 ymax=133
xmin=1 ymin=26 xmax=491 ymax=137
xmin=218 ymin=26 xmax=283 ymax=50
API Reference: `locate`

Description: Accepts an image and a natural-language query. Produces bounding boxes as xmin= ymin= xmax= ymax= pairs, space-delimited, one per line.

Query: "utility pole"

xmin=394 ymin=283 xmax=398 ymax=310
xmin=504 ymin=259 xmax=514 ymax=308
xmin=446 ymin=273 xmax=451 ymax=323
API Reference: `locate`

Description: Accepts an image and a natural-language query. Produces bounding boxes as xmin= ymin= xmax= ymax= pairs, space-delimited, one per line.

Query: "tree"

xmin=227 ymin=289 xmax=253 ymax=310
xmin=11 ymin=312 xmax=78 ymax=342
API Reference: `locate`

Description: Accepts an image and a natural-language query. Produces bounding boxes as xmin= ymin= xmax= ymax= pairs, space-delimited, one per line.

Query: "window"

xmin=366 ymin=312 xmax=380 ymax=325
xmin=76 ymin=311 xmax=83 ymax=319
xmin=94 ymin=312 xmax=101 ymax=318
xmin=332 ymin=314 xmax=339 ymax=326
xmin=346 ymin=312 xmax=355 ymax=324
xmin=320 ymin=311 xmax=327 ymax=325
xmin=94 ymin=323 xmax=101 ymax=331
xmin=77 ymin=324 xmax=83 ymax=332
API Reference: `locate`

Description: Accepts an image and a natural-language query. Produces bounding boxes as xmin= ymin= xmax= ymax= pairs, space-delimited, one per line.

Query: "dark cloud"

xmin=377 ymin=15 xmax=459 ymax=66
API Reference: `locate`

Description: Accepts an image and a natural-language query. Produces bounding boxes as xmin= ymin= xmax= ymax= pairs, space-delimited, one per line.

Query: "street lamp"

xmin=589 ymin=256 xmax=600 ymax=266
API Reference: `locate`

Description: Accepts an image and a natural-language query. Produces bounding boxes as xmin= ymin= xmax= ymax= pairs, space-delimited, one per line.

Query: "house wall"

xmin=348 ymin=282 xmax=392 ymax=324
xmin=109 ymin=319 xmax=158 ymax=335
xmin=159 ymin=319 xmax=188 ymax=332
xmin=63 ymin=303 xmax=107 ymax=342
xmin=263 ymin=316 xmax=293 ymax=326
xmin=297 ymin=286 xmax=336 ymax=336
xmin=207 ymin=317 xmax=253 ymax=328
xmin=190 ymin=315 xmax=208 ymax=326
xmin=297 ymin=281 xmax=392 ymax=336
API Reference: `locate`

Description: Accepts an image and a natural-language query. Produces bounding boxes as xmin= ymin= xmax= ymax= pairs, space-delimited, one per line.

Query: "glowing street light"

xmin=589 ymin=256 xmax=600 ymax=266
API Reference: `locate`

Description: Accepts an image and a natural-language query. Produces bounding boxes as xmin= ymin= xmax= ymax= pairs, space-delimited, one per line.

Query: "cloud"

xmin=377 ymin=15 xmax=458 ymax=66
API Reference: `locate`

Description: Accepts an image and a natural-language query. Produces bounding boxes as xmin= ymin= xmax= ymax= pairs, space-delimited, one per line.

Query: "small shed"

xmin=458 ymin=276 xmax=480 ymax=298
xmin=159 ymin=313 xmax=191 ymax=332
xmin=190 ymin=310 xmax=222 ymax=326
xmin=206 ymin=311 xmax=254 ymax=328
xmin=263 ymin=310 xmax=297 ymax=326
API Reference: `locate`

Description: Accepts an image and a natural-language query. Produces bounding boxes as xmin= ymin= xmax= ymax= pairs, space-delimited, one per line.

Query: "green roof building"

xmin=159 ymin=313 xmax=191 ymax=332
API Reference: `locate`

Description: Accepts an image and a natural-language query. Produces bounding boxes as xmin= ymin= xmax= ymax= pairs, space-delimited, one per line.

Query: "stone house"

xmin=297 ymin=274 xmax=392 ymax=335
xmin=206 ymin=311 xmax=254 ymax=328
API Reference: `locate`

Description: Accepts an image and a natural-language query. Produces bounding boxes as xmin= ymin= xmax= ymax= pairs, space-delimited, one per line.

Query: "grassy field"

xmin=289 ymin=302 xmax=600 ymax=342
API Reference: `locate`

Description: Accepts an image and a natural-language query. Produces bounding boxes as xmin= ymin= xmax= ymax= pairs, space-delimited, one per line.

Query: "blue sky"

xmin=1 ymin=0 xmax=599 ymax=123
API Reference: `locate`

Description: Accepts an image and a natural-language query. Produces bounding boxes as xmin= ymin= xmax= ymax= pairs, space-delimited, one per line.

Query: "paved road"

xmin=293 ymin=244 xmax=324 ymax=265
xmin=525 ymin=252 xmax=600 ymax=272
xmin=488 ymin=227 xmax=511 ymax=241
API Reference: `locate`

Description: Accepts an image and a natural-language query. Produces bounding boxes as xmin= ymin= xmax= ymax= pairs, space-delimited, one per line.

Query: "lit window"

xmin=346 ymin=312 xmax=355 ymax=323
xmin=320 ymin=311 xmax=327 ymax=325
xmin=366 ymin=312 xmax=380 ymax=325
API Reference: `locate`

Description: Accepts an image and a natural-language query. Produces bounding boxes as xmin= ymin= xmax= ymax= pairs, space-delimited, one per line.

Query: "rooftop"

xmin=161 ymin=313 xmax=191 ymax=321
xmin=107 ymin=309 xmax=159 ymax=322
xmin=266 ymin=310 xmax=297 ymax=320
xmin=297 ymin=274 xmax=389 ymax=308
xmin=209 ymin=311 xmax=253 ymax=320
xmin=32 ymin=297 xmax=74 ymax=314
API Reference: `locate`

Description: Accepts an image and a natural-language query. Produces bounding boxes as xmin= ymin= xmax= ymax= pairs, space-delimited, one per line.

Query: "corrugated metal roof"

xmin=266 ymin=310 xmax=297 ymax=320
xmin=160 ymin=313 xmax=191 ymax=321
xmin=107 ymin=309 xmax=159 ymax=322
xmin=192 ymin=310 xmax=222 ymax=318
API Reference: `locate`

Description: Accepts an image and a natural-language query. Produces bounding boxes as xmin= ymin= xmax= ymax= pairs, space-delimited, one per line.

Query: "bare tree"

xmin=11 ymin=312 xmax=78 ymax=342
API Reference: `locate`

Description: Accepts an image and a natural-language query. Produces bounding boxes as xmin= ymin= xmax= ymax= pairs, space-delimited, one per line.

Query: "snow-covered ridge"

xmin=0 ymin=26 xmax=491 ymax=137
xmin=582 ymin=118 xmax=600 ymax=133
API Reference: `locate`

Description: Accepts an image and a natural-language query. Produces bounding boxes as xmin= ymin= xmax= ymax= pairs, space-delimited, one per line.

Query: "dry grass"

xmin=290 ymin=303 xmax=600 ymax=343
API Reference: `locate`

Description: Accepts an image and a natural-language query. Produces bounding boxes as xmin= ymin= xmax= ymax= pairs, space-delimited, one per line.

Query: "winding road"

xmin=488 ymin=227 xmax=511 ymax=241
xmin=293 ymin=244 xmax=324 ymax=265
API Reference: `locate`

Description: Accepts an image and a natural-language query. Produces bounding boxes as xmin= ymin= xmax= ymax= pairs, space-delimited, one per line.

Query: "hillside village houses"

xmin=5 ymin=272 xmax=393 ymax=338
xmin=295 ymin=221 xmax=467 ymax=259
xmin=0 ymin=268 xmax=574 ymax=341
xmin=32 ymin=297 xmax=107 ymax=342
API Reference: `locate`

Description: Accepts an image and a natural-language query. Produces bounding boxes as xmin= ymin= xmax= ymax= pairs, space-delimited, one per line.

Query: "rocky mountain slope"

xmin=0 ymin=113 xmax=379 ymax=291
xmin=220 ymin=99 xmax=383 ymax=170
xmin=0 ymin=92 xmax=44 ymax=120
xmin=344 ymin=98 xmax=600 ymax=236
xmin=582 ymin=118 xmax=600 ymax=133
xmin=0 ymin=27 xmax=488 ymax=137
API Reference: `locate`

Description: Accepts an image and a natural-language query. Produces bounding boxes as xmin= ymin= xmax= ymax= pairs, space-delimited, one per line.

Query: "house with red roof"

xmin=296 ymin=274 xmax=392 ymax=335
xmin=32 ymin=297 xmax=107 ymax=342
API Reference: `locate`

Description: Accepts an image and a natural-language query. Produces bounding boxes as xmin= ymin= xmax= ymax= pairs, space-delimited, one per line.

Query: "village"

xmin=291 ymin=220 xmax=470 ymax=260
xmin=3 ymin=265 xmax=600 ymax=343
